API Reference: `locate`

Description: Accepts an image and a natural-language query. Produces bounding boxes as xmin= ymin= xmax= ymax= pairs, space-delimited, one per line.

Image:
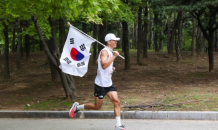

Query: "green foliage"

xmin=152 ymin=25 xmax=162 ymax=32
xmin=5 ymin=0 xmax=131 ymax=24
xmin=21 ymin=19 xmax=51 ymax=41
xmin=152 ymin=0 xmax=218 ymax=11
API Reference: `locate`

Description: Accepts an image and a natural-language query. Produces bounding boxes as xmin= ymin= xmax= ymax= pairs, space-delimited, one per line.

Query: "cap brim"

xmin=112 ymin=38 xmax=120 ymax=41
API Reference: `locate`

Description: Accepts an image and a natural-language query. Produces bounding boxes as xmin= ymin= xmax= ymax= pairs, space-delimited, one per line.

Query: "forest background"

xmin=1 ymin=0 xmax=218 ymax=111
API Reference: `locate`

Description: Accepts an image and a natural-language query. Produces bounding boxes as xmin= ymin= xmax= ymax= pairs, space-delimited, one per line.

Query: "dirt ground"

xmin=1 ymin=50 xmax=218 ymax=111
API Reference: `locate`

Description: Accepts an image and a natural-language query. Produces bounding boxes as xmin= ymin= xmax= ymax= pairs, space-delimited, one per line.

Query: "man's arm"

xmin=100 ymin=50 xmax=119 ymax=69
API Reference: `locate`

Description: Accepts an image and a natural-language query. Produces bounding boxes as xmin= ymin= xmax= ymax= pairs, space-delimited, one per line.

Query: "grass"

xmin=24 ymin=97 xmax=72 ymax=110
xmin=22 ymin=84 xmax=218 ymax=111
xmin=164 ymin=92 xmax=218 ymax=111
xmin=188 ymin=72 xmax=212 ymax=79
xmin=123 ymin=96 xmax=139 ymax=105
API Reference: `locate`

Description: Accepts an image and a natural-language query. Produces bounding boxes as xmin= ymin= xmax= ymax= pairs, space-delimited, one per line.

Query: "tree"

xmin=214 ymin=30 xmax=218 ymax=52
xmin=12 ymin=27 xmax=16 ymax=53
xmin=190 ymin=5 xmax=218 ymax=72
xmin=59 ymin=18 xmax=66 ymax=54
xmin=3 ymin=22 xmax=10 ymax=79
xmin=153 ymin=12 xmax=159 ymax=52
xmin=196 ymin=26 xmax=203 ymax=53
xmin=92 ymin=23 xmax=98 ymax=63
xmin=148 ymin=9 xmax=153 ymax=50
xmin=24 ymin=21 xmax=30 ymax=61
xmin=175 ymin=11 xmax=184 ymax=61
xmin=0 ymin=0 xmax=10 ymax=79
xmin=48 ymin=16 xmax=59 ymax=82
xmin=16 ymin=20 xmax=22 ymax=69
xmin=122 ymin=21 xmax=131 ymax=69
xmin=191 ymin=15 xmax=195 ymax=56
xmin=137 ymin=6 xmax=143 ymax=64
xmin=143 ymin=5 xmax=148 ymax=58
xmin=168 ymin=13 xmax=178 ymax=54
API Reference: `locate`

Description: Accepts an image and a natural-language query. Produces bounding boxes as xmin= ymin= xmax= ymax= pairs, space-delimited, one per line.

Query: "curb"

xmin=0 ymin=111 xmax=217 ymax=120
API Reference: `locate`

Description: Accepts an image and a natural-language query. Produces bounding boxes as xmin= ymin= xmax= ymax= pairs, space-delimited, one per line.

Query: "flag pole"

xmin=67 ymin=22 xmax=125 ymax=59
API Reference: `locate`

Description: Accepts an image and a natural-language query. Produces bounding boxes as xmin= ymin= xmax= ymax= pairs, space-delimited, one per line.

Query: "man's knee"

xmin=113 ymin=99 xmax=120 ymax=106
xmin=94 ymin=106 xmax=102 ymax=110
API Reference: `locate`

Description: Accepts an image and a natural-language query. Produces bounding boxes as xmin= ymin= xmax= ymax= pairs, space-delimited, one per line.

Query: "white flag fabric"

xmin=59 ymin=26 xmax=95 ymax=77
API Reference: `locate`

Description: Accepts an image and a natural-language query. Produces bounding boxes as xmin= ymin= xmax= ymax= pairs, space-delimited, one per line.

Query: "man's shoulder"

xmin=101 ymin=49 xmax=109 ymax=56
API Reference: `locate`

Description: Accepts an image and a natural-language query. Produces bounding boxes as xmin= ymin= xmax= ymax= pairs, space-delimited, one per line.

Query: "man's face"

xmin=108 ymin=40 xmax=118 ymax=48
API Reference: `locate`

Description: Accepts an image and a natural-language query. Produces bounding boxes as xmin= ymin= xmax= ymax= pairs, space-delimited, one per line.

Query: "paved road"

xmin=0 ymin=119 xmax=218 ymax=130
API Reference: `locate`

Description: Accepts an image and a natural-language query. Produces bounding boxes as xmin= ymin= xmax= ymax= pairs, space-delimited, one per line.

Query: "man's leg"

xmin=107 ymin=91 xmax=120 ymax=116
xmin=84 ymin=96 xmax=104 ymax=110
xmin=107 ymin=91 xmax=127 ymax=129
xmin=107 ymin=91 xmax=122 ymax=127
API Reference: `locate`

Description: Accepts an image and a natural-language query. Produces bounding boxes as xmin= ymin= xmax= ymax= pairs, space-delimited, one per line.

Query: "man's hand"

xmin=113 ymin=51 xmax=119 ymax=57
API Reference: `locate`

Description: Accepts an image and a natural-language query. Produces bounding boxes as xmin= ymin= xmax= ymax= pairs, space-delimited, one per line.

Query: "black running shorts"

xmin=94 ymin=84 xmax=116 ymax=99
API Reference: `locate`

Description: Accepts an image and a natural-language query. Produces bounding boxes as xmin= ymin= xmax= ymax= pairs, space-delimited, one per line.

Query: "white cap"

xmin=105 ymin=33 xmax=120 ymax=42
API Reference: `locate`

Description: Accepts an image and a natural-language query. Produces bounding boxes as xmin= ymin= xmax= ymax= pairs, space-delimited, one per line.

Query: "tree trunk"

xmin=32 ymin=16 xmax=77 ymax=100
xmin=39 ymin=40 xmax=43 ymax=51
xmin=161 ymin=18 xmax=168 ymax=50
xmin=32 ymin=38 xmax=35 ymax=52
xmin=82 ymin=22 xmax=88 ymax=34
xmin=215 ymin=30 xmax=218 ymax=52
xmin=3 ymin=22 xmax=10 ymax=79
xmin=168 ymin=12 xmax=178 ymax=54
xmin=122 ymin=21 xmax=130 ymax=70
xmin=12 ymin=27 xmax=16 ymax=53
xmin=137 ymin=6 xmax=143 ymax=64
xmin=196 ymin=27 xmax=203 ymax=54
xmin=148 ymin=10 xmax=153 ymax=49
xmin=159 ymin=15 xmax=163 ymax=50
xmin=154 ymin=12 xmax=159 ymax=52
xmin=200 ymin=29 xmax=203 ymax=52
xmin=175 ymin=11 xmax=183 ymax=61
xmin=191 ymin=16 xmax=195 ymax=56
xmin=59 ymin=18 xmax=65 ymax=54
xmin=48 ymin=16 xmax=59 ymax=82
xmin=93 ymin=24 xmax=98 ymax=63
xmin=21 ymin=38 xmax=24 ymax=57
xmin=25 ymin=21 xmax=30 ymax=61
xmin=16 ymin=20 xmax=21 ymax=70
xmin=20 ymin=22 xmax=24 ymax=58
xmin=108 ymin=22 xmax=114 ymax=33
xmin=133 ymin=23 xmax=137 ymax=49
xmin=98 ymin=21 xmax=106 ymax=54
xmin=167 ymin=19 xmax=172 ymax=51
xmin=208 ymin=31 xmax=214 ymax=72
xmin=143 ymin=5 xmax=148 ymax=58
xmin=117 ymin=22 xmax=122 ymax=49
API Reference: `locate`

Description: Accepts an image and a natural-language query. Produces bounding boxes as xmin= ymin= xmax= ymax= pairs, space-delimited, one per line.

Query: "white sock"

xmin=116 ymin=117 xmax=121 ymax=127
xmin=77 ymin=104 xmax=84 ymax=110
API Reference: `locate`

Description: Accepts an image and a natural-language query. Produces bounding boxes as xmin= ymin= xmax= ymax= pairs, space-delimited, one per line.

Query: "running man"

xmin=69 ymin=33 xmax=127 ymax=130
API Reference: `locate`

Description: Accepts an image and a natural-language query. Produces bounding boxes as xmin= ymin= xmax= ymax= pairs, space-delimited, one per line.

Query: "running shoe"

xmin=69 ymin=102 xmax=80 ymax=118
xmin=115 ymin=125 xmax=127 ymax=130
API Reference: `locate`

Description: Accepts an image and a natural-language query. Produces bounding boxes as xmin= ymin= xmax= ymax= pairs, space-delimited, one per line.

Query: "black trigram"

xmin=63 ymin=57 xmax=72 ymax=64
xmin=70 ymin=38 xmax=74 ymax=44
xmin=77 ymin=62 xmax=85 ymax=67
xmin=79 ymin=44 xmax=86 ymax=51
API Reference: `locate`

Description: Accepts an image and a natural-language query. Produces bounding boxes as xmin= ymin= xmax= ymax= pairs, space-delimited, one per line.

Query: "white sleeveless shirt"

xmin=95 ymin=47 xmax=113 ymax=87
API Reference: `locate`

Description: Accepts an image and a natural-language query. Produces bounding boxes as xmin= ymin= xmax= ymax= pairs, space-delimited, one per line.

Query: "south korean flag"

xmin=59 ymin=25 xmax=95 ymax=77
